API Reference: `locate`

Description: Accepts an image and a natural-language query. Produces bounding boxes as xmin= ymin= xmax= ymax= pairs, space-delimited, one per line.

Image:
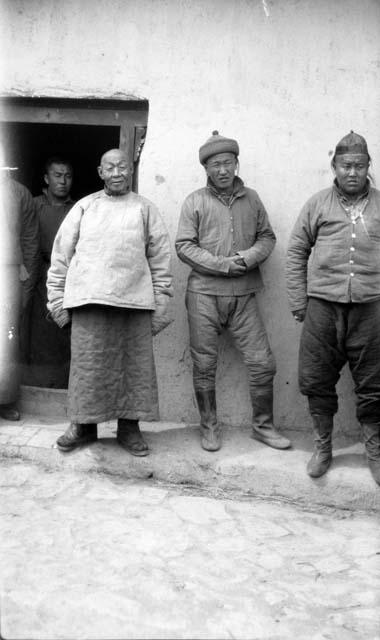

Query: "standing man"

xmin=0 ymin=164 xmax=39 ymax=420
xmin=28 ymin=157 xmax=75 ymax=387
xmin=176 ymin=131 xmax=290 ymax=452
xmin=47 ymin=148 xmax=172 ymax=455
xmin=35 ymin=156 xmax=75 ymax=253
xmin=286 ymin=131 xmax=380 ymax=486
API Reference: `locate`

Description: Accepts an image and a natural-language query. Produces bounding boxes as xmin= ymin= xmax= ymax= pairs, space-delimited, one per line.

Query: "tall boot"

xmin=56 ymin=423 xmax=97 ymax=452
xmin=361 ymin=423 xmax=380 ymax=486
xmin=195 ymin=389 xmax=222 ymax=452
xmin=307 ymin=414 xmax=333 ymax=478
xmin=117 ymin=419 xmax=149 ymax=457
xmin=250 ymin=386 xmax=291 ymax=449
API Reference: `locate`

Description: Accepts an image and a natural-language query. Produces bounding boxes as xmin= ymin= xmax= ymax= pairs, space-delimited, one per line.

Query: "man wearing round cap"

xmin=286 ymin=131 xmax=380 ymax=486
xmin=176 ymin=131 xmax=291 ymax=452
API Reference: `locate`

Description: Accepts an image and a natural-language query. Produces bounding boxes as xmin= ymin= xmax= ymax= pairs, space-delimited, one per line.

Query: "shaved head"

xmin=100 ymin=148 xmax=128 ymax=167
xmin=98 ymin=148 xmax=131 ymax=196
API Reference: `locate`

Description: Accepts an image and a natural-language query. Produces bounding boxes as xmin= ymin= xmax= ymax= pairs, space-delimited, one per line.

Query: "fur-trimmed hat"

xmin=199 ymin=131 xmax=239 ymax=165
xmin=335 ymin=131 xmax=369 ymax=156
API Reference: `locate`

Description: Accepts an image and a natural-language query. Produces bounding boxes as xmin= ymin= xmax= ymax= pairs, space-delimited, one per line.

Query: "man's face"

xmin=334 ymin=153 xmax=369 ymax=196
xmin=98 ymin=150 xmax=130 ymax=195
xmin=205 ymin=152 xmax=237 ymax=191
xmin=44 ymin=163 xmax=73 ymax=200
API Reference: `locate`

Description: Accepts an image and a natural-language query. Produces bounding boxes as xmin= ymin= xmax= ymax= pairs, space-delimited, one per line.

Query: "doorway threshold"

xmin=20 ymin=385 xmax=68 ymax=418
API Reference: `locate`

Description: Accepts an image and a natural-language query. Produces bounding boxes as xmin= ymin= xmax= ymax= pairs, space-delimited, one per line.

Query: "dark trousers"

xmin=299 ymin=297 xmax=380 ymax=423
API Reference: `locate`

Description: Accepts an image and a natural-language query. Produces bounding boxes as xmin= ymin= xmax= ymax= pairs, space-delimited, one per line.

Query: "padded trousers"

xmin=185 ymin=291 xmax=276 ymax=392
xmin=299 ymin=297 xmax=380 ymax=423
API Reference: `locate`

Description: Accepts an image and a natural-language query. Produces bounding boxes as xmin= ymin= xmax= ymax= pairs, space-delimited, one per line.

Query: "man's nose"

xmin=348 ymin=166 xmax=357 ymax=176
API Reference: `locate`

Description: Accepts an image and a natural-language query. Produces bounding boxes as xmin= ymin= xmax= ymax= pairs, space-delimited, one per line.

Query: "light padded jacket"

xmin=47 ymin=190 xmax=173 ymax=327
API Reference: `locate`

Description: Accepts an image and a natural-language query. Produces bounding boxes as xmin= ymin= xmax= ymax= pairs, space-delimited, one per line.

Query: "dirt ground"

xmin=1 ymin=459 xmax=379 ymax=640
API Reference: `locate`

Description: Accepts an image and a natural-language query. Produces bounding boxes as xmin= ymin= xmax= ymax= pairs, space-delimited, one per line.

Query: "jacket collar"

xmin=42 ymin=188 xmax=74 ymax=206
xmin=206 ymin=176 xmax=246 ymax=202
xmin=333 ymin=179 xmax=370 ymax=205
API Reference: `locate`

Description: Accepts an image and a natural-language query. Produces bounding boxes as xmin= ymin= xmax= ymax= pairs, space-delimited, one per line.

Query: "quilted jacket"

xmin=286 ymin=183 xmax=380 ymax=311
xmin=47 ymin=189 xmax=173 ymax=329
xmin=175 ymin=177 xmax=276 ymax=295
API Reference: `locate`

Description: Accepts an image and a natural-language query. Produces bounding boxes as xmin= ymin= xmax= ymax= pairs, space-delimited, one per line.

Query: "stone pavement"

xmin=1 ymin=459 xmax=379 ymax=640
xmin=0 ymin=412 xmax=379 ymax=512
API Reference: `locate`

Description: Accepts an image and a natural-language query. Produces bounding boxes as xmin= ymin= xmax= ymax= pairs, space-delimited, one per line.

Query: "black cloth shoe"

xmin=56 ymin=423 xmax=97 ymax=452
xmin=117 ymin=419 xmax=149 ymax=456
xmin=0 ymin=404 xmax=20 ymax=421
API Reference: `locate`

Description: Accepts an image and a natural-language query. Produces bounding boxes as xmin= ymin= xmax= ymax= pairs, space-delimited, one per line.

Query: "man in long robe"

xmin=47 ymin=149 xmax=173 ymax=455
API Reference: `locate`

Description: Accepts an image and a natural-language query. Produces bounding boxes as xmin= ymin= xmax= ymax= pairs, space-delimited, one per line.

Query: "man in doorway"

xmin=28 ymin=157 xmax=75 ymax=387
xmin=286 ymin=131 xmax=380 ymax=486
xmin=47 ymin=148 xmax=173 ymax=455
xmin=0 ymin=162 xmax=39 ymax=420
xmin=176 ymin=131 xmax=291 ymax=452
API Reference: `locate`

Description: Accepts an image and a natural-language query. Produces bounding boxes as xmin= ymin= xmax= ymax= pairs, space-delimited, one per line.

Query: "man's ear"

xmin=97 ymin=166 xmax=103 ymax=180
xmin=43 ymin=173 xmax=49 ymax=186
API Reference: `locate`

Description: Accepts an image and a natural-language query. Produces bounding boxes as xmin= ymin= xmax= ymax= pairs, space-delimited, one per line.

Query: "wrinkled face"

xmin=98 ymin=150 xmax=130 ymax=195
xmin=333 ymin=153 xmax=369 ymax=196
xmin=44 ymin=163 xmax=73 ymax=200
xmin=205 ymin=152 xmax=237 ymax=191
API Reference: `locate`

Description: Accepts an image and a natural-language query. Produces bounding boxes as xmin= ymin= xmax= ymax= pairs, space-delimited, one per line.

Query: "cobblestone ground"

xmin=0 ymin=459 xmax=379 ymax=640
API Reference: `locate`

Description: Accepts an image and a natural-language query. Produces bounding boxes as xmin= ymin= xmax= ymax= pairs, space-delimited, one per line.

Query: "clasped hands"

xmin=228 ymin=255 xmax=247 ymax=277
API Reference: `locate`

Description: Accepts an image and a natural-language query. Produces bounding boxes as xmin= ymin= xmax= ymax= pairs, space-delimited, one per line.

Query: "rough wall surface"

xmin=1 ymin=0 xmax=380 ymax=434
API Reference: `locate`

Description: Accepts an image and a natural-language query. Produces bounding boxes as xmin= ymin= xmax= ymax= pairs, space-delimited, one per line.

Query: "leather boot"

xmin=307 ymin=414 xmax=333 ymax=478
xmin=117 ymin=419 xmax=149 ymax=456
xmin=195 ymin=389 xmax=222 ymax=451
xmin=361 ymin=423 xmax=380 ymax=486
xmin=250 ymin=386 xmax=291 ymax=449
xmin=0 ymin=404 xmax=20 ymax=421
xmin=56 ymin=422 xmax=97 ymax=452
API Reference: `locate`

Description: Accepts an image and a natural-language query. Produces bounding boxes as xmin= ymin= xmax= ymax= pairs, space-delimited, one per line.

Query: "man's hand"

xmin=151 ymin=295 xmax=173 ymax=336
xmin=47 ymin=309 xmax=72 ymax=328
xmin=292 ymin=308 xmax=307 ymax=323
xmin=228 ymin=256 xmax=247 ymax=277
xmin=19 ymin=264 xmax=30 ymax=282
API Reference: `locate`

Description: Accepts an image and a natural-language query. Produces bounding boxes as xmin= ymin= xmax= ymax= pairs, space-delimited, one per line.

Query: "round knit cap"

xmin=199 ymin=131 xmax=240 ymax=165
xmin=335 ymin=130 xmax=369 ymax=156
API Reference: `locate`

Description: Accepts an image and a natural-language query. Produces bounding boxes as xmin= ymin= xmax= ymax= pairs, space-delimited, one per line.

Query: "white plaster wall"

xmin=1 ymin=0 xmax=380 ymax=433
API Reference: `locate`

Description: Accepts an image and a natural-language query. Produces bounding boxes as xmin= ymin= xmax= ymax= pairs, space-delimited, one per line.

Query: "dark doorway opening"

xmin=1 ymin=122 xmax=120 ymax=199
xmin=0 ymin=96 xmax=149 ymax=390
